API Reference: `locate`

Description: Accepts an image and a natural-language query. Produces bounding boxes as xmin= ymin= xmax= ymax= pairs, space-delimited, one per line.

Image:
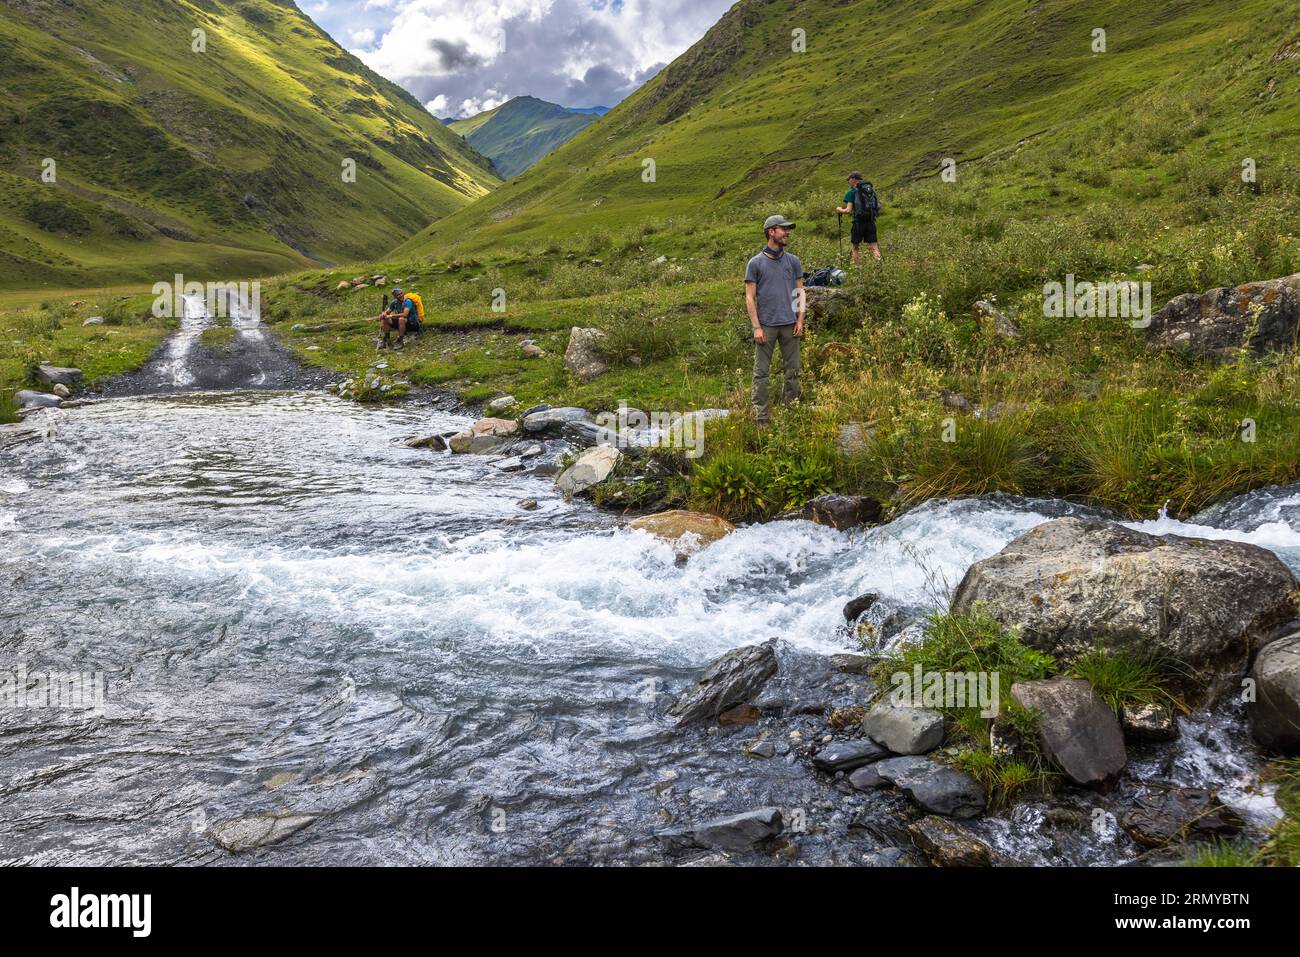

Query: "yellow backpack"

xmin=405 ymin=291 xmax=426 ymax=321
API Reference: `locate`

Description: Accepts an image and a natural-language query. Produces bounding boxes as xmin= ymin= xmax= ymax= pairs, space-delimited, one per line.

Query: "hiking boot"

xmin=394 ymin=336 xmax=406 ymax=349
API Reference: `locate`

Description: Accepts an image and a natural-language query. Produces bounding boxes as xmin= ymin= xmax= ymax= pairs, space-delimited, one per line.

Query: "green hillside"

xmin=0 ymin=0 xmax=500 ymax=291
xmin=395 ymin=0 xmax=1300 ymax=257
xmin=448 ymin=96 xmax=601 ymax=178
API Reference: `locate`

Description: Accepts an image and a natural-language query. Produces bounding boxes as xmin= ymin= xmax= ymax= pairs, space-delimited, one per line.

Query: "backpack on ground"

xmin=405 ymin=292 xmax=425 ymax=322
xmin=853 ymin=182 xmax=882 ymax=219
xmin=803 ymin=266 xmax=846 ymax=287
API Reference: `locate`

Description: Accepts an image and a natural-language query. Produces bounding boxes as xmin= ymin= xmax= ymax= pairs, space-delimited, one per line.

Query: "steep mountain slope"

xmin=394 ymin=0 xmax=1300 ymax=257
xmin=0 ymin=0 xmax=500 ymax=290
xmin=448 ymin=97 xmax=603 ymax=178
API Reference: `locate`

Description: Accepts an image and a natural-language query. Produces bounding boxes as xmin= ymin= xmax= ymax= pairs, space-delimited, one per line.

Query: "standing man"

xmin=745 ymin=214 xmax=804 ymax=425
xmin=835 ymin=171 xmax=882 ymax=264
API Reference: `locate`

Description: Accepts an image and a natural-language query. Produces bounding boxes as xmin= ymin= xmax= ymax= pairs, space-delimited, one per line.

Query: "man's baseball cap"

xmin=763 ymin=214 xmax=795 ymax=231
xmin=847 ymin=171 xmax=863 ymax=181
xmin=391 ymin=287 xmax=404 ymax=297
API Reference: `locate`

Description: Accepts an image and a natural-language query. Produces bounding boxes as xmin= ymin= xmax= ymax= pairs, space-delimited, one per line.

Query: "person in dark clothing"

xmin=378 ymin=287 xmax=421 ymax=348
xmin=835 ymin=171 xmax=882 ymax=264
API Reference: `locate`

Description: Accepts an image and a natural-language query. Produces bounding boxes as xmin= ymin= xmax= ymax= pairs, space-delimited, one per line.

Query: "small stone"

xmin=744 ymin=740 xmax=775 ymax=759
xmin=908 ymin=816 xmax=994 ymax=866
xmin=849 ymin=765 xmax=886 ymax=790
xmin=863 ymin=702 xmax=946 ymax=754
xmin=1121 ymin=702 xmax=1179 ymax=743
xmin=517 ymin=497 xmax=539 ymax=510
xmin=812 ymin=739 xmax=888 ymax=773
xmin=719 ymin=703 xmax=759 ymax=726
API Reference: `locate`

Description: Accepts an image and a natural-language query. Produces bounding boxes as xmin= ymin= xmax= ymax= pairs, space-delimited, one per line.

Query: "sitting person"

xmin=379 ymin=287 xmax=422 ymax=348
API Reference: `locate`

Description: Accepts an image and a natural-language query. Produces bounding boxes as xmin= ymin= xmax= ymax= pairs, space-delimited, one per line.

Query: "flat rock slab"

xmin=14 ymin=390 xmax=61 ymax=409
xmin=629 ymin=510 xmax=735 ymax=558
xmin=659 ymin=807 xmax=783 ymax=853
xmin=1120 ymin=785 xmax=1244 ymax=848
xmin=875 ymin=756 xmax=987 ymax=818
xmin=863 ymin=703 xmax=945 ymax=755
xmin=1011 ymin=676 xmax=1126 ymax=790
xmin=812 ymin=738 xmax=888 ymax=773
xmin=554 ymin=445 xmax=620 ymax=497
xmin=908 ymin=815 xmax=995 ymax=866
xmin=522 ymin=406 xmax=591 ymax=433
xmin=208 ymin=813 xmax=317 ymax=852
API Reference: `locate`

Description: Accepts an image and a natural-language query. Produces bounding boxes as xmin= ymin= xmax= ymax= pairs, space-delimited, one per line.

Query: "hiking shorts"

xmin=851 ymin=217 xmax=878 ymax=245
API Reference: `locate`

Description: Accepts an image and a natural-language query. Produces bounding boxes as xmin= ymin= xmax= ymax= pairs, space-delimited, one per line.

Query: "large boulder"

xmin=875 ymin=756 xmax=986 ymax=818
xmin=35 ymin=365 xmax=83 ymax=389
xmin=554 ymin=445 xmax=620 ymax=497
xmin=1248 ymin=632 xmax=1300 ymax=753
xmin=522 ymin=406 xmax=591 ymax=433
xmin=629 ymin=510 xmax=735 ymax=559
xmin=1145 ymin=273 xmax=1300 ymax=360
xmin=564 ymin=327 xmax=608 ymax=382
xmin=951 ymin=518 xmax=1298 ymax=676
xmin=448 ymin=417 xmax=519 ymax=454
xmin=1010 ymin=677 xmax=1126 ymax=790
xmin=668 ymin=639 xmax=778 ymax=726
xmin=803 ymin=286 xmax=848 ymax=324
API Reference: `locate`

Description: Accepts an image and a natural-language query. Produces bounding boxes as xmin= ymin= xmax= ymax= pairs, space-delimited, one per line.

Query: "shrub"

xmin=690 ymin=449 xmax=772 ymax=520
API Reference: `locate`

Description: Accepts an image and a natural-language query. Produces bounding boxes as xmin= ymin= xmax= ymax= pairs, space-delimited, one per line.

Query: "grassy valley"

xmin=447 ymin=96 xmax=604 ymax=178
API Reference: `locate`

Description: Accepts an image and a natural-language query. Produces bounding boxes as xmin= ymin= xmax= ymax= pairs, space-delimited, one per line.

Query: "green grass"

xmin=1068 ymin=648 xmax=1188 ymax=715
xmin=448 ymin=96 xmax=599 ymax=178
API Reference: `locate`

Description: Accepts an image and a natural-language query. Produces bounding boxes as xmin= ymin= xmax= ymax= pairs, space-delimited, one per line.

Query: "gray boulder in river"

xmin=1248 ymin=632 xmax=1300 ymax=753
xmin=668 ymin=639 xmax=778 ymax=726
xmin=14 ymin=390 xmax=62 ymax=409
xmin=1011 ymin=677 xmax=1127 ymax=790
xmin=951 ymin=517 xmax=1298 ymax=676
xmin=35 ymin=365 xmax=83 ymax=389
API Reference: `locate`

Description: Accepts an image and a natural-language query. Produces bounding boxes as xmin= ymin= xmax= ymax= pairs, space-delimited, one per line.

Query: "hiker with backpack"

xmin=745 ymin=214 xmax=805 ymax=426
xmin=378 ymin=287 xmax=423 ymax=348
xmin=836 ymin=171 xmax=882 ymax=264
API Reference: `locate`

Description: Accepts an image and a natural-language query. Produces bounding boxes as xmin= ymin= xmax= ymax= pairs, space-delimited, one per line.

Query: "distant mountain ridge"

xmin=447 ymin=97 xmax=606 ymax=178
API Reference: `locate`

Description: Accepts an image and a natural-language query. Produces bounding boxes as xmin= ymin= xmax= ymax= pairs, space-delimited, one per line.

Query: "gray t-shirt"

xmin=745 ymin=247 xmax=803 ymax=327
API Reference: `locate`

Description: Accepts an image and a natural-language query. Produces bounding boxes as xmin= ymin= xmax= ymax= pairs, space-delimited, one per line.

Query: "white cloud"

xmin=424 ymin=94 xmax=450 ymax=115
xmin=309 ymin=0 xmax=732 ymax=114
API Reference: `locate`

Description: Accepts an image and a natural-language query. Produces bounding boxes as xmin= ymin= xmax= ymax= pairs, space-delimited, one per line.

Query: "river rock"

xmin=521 ymin=344 xmax=545 ymax=358
xmin=561 ymin=419 xmax=622 ymax=449
xmin=842 ymin=592 xmax=879 ymax=622
xmin=849 ymin=764 xmax=887 ymax=790
xmin=1145 ymin=273 xmax=1300 ymax=360
xmin=554 ymin=445 xmax=620 ymax=498
xmin=82 ymin=316 xmax=105 ymax=326
xmin=950 ymin=517 xmax=1299 ymax=676
xmin=863 ymin=702 xmax=945 ymax=755
xmin=668 ymin=639 xmax=779 ymax=726
xmin=1120 ymin=785 xmax=1245 ymax=848
xmin=908 ymin=816 xmax=995 ymax=866
xmin=801 ymin=494 xmax=882 ymax=530
xmin=486 ymin=395 xmax=516 ymax=413
xmin=448 ymin=417 xmax=519 ymax=454
xmin=564 ymin=327 xmax=608 ymax=381
xmin=14 ymin=390 xmax=61 ymax=409
xmin=522 ymin=406 xmax=591 ymax=433
xmin=1121 ymin=702 xmax=1179 ymax=743
xmin=812 ymin=738 xmax=889 ymax=773
xmin=875 ymin=756 xmax=987 ymax=818
xmin=1010 ymin=677 xmax=1126 ymax=790
xmin=51 ymin=383 xmax=71 ymax=398
xmin=628 ymin=510 xmax=735 ymax=559
xmin=517 ymin=497 xmax=539 ymax=511
xmin=208 ymin=813 xmax=317 ymax=852
xmin=35 ymin=365 xmax=83 ymax=389
xmin=1248 ymin=632 xmax=1300 ymax=753
xmin=659 ymin=807 xmax=783 ymax=852
xmin=830 ymin=653 xmax=876 ymax=674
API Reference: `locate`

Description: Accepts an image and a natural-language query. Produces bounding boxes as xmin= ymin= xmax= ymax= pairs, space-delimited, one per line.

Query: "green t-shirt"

xmin=843 ymin=189 xmax=856 ymax=204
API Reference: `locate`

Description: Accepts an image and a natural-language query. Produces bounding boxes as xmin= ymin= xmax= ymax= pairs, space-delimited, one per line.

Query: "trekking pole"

xmin=837 ymin=213 xmax=843 ymax=262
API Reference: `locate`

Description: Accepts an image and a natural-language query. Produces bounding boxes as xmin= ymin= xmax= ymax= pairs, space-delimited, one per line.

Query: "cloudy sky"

xmin=304 ymin=0 xmax=735 ymax=119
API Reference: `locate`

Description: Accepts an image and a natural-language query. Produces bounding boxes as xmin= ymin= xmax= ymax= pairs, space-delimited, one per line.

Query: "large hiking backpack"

xmin=803 ymin=266 xmax=846 ymax=287
xmin=853 ymin=181 xmax=882 ymax=219
xmin=405 ymin=292 xmax=426 ymax=321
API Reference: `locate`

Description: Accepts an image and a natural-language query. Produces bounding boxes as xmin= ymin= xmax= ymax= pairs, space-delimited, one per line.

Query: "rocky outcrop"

xmin=974 ymin=300 xmax=1020 ymax=340
xmin=908 ymin=816 xmax=995 ymax=866
xmin=951 ymin=518 xmax=1298 ymax=676
xmin=1011 ymin=677 xmax=1126 ymax=790
xmin=628 ymin=510 xmax=735 ymax=559
xmin=1248 ymin=632 xmax=1300 ymax=753
xmin=448 ymin=417 xmax=519 ymax=454
xmin=863 ymin=702 xmax=945 ymax=755
xmin=1145 ymin=273 xmax=1300 ymax=360
xmin=875 ymin=756 xmax=986 ymax=818
xmin=554 ymin=445 xmax=620 ymax=497
xmin=668 ymin=639 xmax=778 ymax=726
xmin=564 ymin=327 xmax=608 ymax=381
